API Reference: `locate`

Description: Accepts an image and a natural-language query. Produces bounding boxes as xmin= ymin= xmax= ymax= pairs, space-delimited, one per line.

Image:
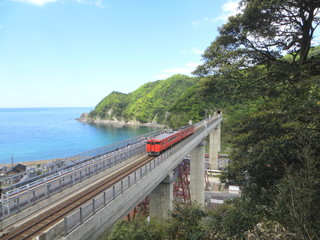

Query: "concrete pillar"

xmin=190 ymin=140 xmax=205 ymax=206
xmin=149 ymin=173 xmax=173 ymax=218
xmin=209 ymin=123 xmax=221 ymax=170
xmin=217 ymin=122 xmax=221 ymax=152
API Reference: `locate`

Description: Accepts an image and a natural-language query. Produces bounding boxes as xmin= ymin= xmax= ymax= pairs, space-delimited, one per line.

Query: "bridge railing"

xmin=64 ymin=116 xmax=222 ymax=235
xmin=0 ymin=142 xmax=147 ymax=221
xmin=0 ymin=116 xmax=221 ymax=226
xmin=64 ymin=148 xmax=169 ymax=234
xmin=1 ymin=129 xmax=163 ymax=193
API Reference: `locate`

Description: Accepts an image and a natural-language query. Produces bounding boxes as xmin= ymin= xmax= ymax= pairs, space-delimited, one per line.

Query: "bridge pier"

xmin=149 ymin=173 xmax=174 ymax=218
xmin=209 ymin=121 xmax=221 ymax=170
xmin=190 ymin=140 xmax=205 ymax=206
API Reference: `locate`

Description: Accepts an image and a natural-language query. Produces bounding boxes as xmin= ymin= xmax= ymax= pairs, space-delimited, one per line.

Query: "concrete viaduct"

xmin=0 ymin=114 xmax=222 ymax=240
xmin=65 ymin=114 xmax=222 ymax=240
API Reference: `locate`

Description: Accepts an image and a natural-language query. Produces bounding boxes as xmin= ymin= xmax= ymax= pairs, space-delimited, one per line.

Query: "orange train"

xmin=146 ymin=125 xmax=195 ymax=156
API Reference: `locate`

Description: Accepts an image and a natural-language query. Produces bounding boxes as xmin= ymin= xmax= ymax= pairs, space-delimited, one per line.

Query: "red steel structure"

xmin=173 ymin=158 xmax=191 ymax=202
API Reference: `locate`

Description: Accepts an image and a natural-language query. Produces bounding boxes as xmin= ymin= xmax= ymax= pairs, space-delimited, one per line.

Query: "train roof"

xmin=149 ymin=125 xmax=193 ymax=141
xmin=152 ymin=130 xmax=180 ymax=141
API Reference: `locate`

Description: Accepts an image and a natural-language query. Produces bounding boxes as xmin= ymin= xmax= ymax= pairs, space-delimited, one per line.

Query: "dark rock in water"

xmin=75 ymin=112 xmax=89 ymax=121
xmin=80 ymin=112 xmax=89 ymax=118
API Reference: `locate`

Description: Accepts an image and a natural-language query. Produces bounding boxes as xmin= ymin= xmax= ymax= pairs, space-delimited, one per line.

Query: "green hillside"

xmin=100 ymin=2 xmax=320 ymax=239
xmin=88 ymin=74 xmax=209 ymax=127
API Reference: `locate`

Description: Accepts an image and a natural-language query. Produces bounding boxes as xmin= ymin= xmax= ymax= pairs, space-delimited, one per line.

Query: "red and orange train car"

xmin=146 ymin=125 xmax=194 ymax=155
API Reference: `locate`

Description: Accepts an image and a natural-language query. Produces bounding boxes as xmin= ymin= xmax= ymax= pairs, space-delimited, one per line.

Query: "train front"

xmin=146 ymin=139 xmax=161 ymax=155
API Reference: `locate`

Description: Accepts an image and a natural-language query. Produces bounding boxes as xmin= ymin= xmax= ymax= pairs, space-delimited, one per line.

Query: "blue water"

xmin=0 ymin=108 xmax=157 ymax=164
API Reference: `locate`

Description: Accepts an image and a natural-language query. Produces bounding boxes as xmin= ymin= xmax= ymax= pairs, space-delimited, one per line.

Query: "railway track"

xmin=1 ymin=118 xmax=219 ymax=240
xmin=1 ymin=155 xmax=154 ymax=240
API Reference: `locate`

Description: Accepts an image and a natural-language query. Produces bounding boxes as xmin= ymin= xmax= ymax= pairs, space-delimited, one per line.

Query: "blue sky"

xmin=0 ymin=0 xmax=241 ymax=108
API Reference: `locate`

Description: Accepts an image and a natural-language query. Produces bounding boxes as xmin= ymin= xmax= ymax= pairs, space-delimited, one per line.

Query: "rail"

xmin=0 ymin=141 xmax=146 ymax=220
xmin=1 ymin=129 xmax=163 ymax=192
xmin=0 ymin=115 xmax=221 ymax=225
xmin=64 ymin=115 xmax=222 ymax=235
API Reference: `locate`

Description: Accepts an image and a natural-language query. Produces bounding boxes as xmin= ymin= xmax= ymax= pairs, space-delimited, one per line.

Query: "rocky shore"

xmin=77 ymin=113 xmax=165 ymax=128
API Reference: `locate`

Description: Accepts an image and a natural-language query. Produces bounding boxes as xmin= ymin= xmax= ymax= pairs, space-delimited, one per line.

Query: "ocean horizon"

xmin=0 ymin=107 xmax=157 ymax=165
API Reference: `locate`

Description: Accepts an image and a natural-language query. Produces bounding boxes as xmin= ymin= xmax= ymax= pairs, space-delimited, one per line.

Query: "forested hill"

xmin=98 ymin=1 xmax=320 ymax=239
xmin=87 ymin=74 xmax=212 ymax=127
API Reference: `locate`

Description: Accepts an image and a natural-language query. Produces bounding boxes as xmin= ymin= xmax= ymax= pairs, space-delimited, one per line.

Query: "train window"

xmin=155 ymin=142 xmax=160 ymax=145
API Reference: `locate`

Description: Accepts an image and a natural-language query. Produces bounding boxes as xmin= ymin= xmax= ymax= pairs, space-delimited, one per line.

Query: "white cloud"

xmin=75 ymin=0 xmax=105 ymax=8
xmin=153 ymin=62 xmax=200 ymax=80
xmin=192 ymin=21 xmax=200 ymax=26
xmin=14 ymin=0 xmax=59 ymax=6
xmin=153 ymin=74 xmax=172 ymax=80
xmin=312 ymin=36 xmax=320 ymax=46
xmin=222 ymin=0 xmax=240 ymax=15
xmin=13 ymin=0 xmax=105 ymax=7
xmin=192 ymin=48 xmax=203 ymax=55
xmin=219 ymin=0 xmax=241 ymax=20
xmin=191 ymin=17 xmax=210 ymax=27
xmin=192 ymin=0 xmax=241 ymax=25
xmin=186 ymin=63 xmax=200 ymax=68
xmin=163 ymin=67 xmax=192 ymax=74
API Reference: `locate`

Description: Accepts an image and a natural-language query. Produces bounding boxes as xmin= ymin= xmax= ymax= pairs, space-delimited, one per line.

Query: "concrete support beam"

xmin=217 ymin=122 xmax=221 ymax=152
xmin=209 ymin=123 xmax=221 ymax=170
xmin=149 ymin=173 xmax=174 ymax=218
xmin=190 ymin=140 xmax=205 ymax=206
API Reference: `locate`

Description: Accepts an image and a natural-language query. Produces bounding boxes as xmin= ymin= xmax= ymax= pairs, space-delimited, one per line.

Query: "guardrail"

xmin=0 ymin=116 xmax=222 ymax=225
xmin=64 ymin=116 xmax=222 ymax=235
xmin=0 ymin=142 xmax=146 ymax=220
xmin=1 ymin=129 xmax=163 ymax=192
xmin=64 ymin=156 xmax=163 ymax=234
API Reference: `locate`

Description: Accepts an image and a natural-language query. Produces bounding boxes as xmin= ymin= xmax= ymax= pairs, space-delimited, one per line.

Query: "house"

xmin=5 ymin=164 xmax=27 ymax=175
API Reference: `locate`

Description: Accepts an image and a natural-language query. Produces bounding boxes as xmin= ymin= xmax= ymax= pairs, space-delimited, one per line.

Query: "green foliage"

xmin=272 ymin=135 xmax=320 ymax=239
xmin=105 ymin=202 xmax=208 ymax=240
xmin=167 ymin=202 xmax=207 ymax=240
xmin=193 ymin=1 xmax=320 ymax=239
xmin=88 ymin=74 xmax=203 ymax=126
xmin=106 ymin=217 xmax=165 ymax=240
xmin=93 ymin=2 xmax=320 ymax=239
xmin=89 ymin=91 xmax=130 ymax=119
xmin=205 ymin=198 xmax=261 ymax=240
xmin=105 ymin=201 xmax=260 ymax=240
xmin=246 ymin=220 xmax=302 ymax=240
xmin=166 ymin=85 xmax=209 ymax=128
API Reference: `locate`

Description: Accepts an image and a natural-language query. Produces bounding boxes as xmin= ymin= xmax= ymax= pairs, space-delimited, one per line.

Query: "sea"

xmin=0 ymin=108 xmax=158 ymax=165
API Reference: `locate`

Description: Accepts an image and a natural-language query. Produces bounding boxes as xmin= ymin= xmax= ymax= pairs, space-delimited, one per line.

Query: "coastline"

xmin=77 ymin=115 xmax=165 ymax=129
xmin=0 ymin=158 xmax=62 ymax=167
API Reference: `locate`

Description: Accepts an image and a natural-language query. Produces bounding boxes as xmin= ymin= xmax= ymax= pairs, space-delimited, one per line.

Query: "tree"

xmin=273 ymin=134 xmax=320 ymax=239
xmin=105 ymin=202 xmax=208 ymax=240
xmin=194 ymin=0 xmax=320 ymax=191
xmin=106 ymin=217 xmax=166 ymax=240
xmin=166 ymin=202 xmax=207 ymax=240
xmin=193 ymin=0 xmax=320 ymax=238
xmin=205 ymin=198 xmax=260 ymax=240
xmin=194 ymin=0 xmax=320 ymax=102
